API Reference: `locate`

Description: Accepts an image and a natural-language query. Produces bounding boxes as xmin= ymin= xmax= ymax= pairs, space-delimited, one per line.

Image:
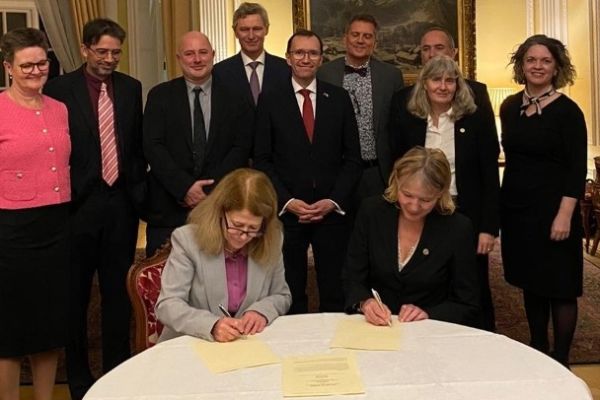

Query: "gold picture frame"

xmin=292 ymin=0 xmax=476 ymax=82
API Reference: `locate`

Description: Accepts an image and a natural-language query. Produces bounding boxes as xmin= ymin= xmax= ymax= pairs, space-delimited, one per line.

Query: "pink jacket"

xmin=0 ymin=92 xmax=71 ymax=209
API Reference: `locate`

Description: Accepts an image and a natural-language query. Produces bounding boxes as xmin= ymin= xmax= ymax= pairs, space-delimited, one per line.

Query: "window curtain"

xmin=161 ymin=0 xmax=193 ymax=79
xmin=70 ymin=0 xmax=105 ymax=45
xmin=34 ymin=0 xmax=81 ymax=72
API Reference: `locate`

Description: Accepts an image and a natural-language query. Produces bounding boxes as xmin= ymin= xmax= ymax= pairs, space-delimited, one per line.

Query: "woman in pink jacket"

xmin=0 ymin=28 xmax=71 ymax=400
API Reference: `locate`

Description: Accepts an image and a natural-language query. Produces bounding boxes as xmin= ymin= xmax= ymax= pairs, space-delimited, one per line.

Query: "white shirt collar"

xmin=241 ymin=50 xmax=266 ymax=66
xmin=291 ymin=77 xmax=317 ymax=94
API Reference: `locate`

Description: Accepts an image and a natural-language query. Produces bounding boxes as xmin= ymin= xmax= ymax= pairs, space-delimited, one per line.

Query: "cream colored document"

xmin=330 ymin=318 xmax=401 ymax=350
xmin=282 ymin=353 xmax=364 ymax=397
xmin=193 ymin=336 xmax=279 ymax=373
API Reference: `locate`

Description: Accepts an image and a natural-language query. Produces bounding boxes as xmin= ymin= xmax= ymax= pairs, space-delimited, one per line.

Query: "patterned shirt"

xmin=342 ymin=59 xmax=376 ymax=161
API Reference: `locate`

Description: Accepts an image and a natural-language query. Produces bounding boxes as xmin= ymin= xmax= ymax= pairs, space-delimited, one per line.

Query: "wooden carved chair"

xmin=127 ymin=242 xmax=171 ymax=354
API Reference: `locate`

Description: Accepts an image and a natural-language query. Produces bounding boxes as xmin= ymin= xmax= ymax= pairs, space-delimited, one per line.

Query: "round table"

xmin=84 ymin=313 xmax=591 ymax=400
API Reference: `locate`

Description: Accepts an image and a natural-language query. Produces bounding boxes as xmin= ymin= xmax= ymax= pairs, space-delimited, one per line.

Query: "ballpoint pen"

xmin=371 ymin=288 xmax=392 ymax=327
xmin=218 ymin=303 xmax=246 ymax=338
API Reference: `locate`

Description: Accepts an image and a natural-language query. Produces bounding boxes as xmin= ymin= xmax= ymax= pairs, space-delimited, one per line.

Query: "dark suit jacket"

xmin=143 ymin=75 xmax=253 ymax=227
xmin=317 ymin=57 xmax=404 ymax=182
xmin=343 ymin=196 xmax=480 ymax=326
xmin=388 ymin=82 xmax=500 ymax=236
xmin=44 ymin=66 xmax=146 ymax=210
xmin=253 ymin=79 xmax=362 ymax=225
xmin=213 ymin=52 xmax=290 ymax=107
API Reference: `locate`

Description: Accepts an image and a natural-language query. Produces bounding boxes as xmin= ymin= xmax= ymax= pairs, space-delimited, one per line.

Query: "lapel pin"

xmin=459 ymin=128 xmax=466 ymax=133
xmin=422 ymin=248 xmax=429 ymax=256
xmin=323 ymin=92 xmax=330 ymax=98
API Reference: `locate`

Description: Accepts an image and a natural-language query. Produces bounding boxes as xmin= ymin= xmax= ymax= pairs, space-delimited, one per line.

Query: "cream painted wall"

xmin=475 ymin=0 xmax=526 ymax=89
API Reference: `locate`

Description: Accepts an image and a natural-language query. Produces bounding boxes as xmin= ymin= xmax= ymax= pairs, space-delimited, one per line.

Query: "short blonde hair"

xmin=383 ymin=146 xmax=455 ymax=215
xmin=407 ymin=55 xmax=476 ymax=121
xmin=187 ymin=168 xmax=282 ymax=266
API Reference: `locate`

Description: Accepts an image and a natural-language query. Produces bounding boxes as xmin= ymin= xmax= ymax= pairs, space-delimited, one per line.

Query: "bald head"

xmin=420 ymin=29 xmax=457 ymax=65
xmin=176 ymin=31 xmax=215 ymax=84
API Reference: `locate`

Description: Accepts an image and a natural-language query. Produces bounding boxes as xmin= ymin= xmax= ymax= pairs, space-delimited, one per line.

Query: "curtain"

xmin=34 ymin=0 xmax=81 ymax=72
xmin=70 ymin=0 xmax=104 ymax=46
xmin=161 ymin=0 xmax=193 ymax=79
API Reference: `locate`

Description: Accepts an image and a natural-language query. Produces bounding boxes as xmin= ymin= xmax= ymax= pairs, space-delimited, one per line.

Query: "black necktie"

xmin=193 ymin=87 xmax=207 ymax=177
xmin=344 ymin=65 xmax=368 ymax=77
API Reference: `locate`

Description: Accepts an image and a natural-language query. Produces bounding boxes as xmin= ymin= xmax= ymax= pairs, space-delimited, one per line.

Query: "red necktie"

xmin=299 ymin=89 xmax=314 ymax=142
xmin=98 ymin=82 xmax=119 ymax=186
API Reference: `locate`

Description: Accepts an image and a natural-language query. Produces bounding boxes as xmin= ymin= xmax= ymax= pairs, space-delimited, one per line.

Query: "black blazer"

xmin=213 ymin=52 xmax=290 ymax=107
xmin=343 ymin=196 xmax=480 ymax=326
xmin=44 ymin=66 xmax=146 ymax=210
xmin=317 ymin=57 xmax=404 ymax=182
xmin=253 ymin=79 xmax=362 ymax=225
xmin=389 ymin=83 xmax=500 ymax=236
xmin=143 ymin=75 xmax=253 ymax=227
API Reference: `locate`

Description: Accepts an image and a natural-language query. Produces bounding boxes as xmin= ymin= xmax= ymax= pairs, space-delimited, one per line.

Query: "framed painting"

xmin=292 ymin=0 xmax=476 ymax=82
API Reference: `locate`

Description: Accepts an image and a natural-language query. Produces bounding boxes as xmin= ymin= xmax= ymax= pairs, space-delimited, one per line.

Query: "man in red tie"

xmin=44 ymin=18 xmax=145 ymax=400
xmin=254 ymin=30 xmax=362 ymax=314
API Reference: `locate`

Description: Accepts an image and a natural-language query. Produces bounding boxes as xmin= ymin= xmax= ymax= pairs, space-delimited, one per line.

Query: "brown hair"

xmin=0 ymin=28 xmax=48 ymax=63
xmin=187 ymin=168 xmax=282 ymax=266
xmin=384 ymin=146 xmax=455 ymax=215
xmin=233 ymin=2 xmax=269 ymax=29
xmin=509 ymin=34 xmax=575 ymax=88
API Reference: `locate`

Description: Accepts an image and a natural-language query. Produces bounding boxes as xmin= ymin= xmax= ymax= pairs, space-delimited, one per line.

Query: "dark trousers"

xmin=145 ymin=225 xmax=176 ymax=258
xmin=67 ymin=183 xmax=138 ymax=400
xmin=283 ymin=221 xmax=350 ymax=314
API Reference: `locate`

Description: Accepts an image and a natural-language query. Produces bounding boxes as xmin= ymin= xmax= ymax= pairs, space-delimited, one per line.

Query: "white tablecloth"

xmin=84 ymin=313 xmax=592 ymax=400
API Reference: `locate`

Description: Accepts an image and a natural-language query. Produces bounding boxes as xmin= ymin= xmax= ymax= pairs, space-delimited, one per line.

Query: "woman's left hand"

xmin=398 ymin=304 xmax=428 ymax=322
xmin=550 ymin=212 xmax=571 ymax=241
xmin=240 ymin=310 xmax=268 ymax=335
xmin=477 ymin=233 xmax=496 ymax=255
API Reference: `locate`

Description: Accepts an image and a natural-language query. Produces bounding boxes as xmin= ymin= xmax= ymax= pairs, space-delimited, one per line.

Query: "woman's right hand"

xmin=361 ymin=298 xmax=392 ymax=326
xmin=211 ymin=317 xmax=243 ymax=342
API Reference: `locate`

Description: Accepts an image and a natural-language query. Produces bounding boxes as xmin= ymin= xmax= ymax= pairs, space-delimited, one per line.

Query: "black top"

xmin=343 ymin=196 xmax=480 ymax=326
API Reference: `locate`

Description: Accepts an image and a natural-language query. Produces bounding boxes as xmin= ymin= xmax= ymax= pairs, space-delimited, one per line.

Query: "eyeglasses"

xmin=288 ymin=50 xmax=322 ymax=60
xmin=86 ymin=46 xmax=123 ymax=59
xmin=223 ymin=214 xmax=264 ymax=238
xmin=18 ymin=59 xmax=50 ymax=74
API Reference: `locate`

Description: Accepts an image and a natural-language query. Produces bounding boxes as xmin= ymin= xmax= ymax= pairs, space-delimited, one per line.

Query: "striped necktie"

xmin=98 ymin=82 xmax=119 ymax=186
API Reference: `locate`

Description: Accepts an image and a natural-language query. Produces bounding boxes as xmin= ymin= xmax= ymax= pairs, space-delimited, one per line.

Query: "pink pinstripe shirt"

xmin=225 ymin=250 xmax=248 ymax=315
xmin=0 ymin=92 xmax=71 ymax=209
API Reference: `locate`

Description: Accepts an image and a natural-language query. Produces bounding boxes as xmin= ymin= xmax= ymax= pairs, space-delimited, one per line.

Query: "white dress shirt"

xmin=241 ymin=51 xmax=266 ymax=88
xmin=425 ymin=109 xmax=457 ymax=196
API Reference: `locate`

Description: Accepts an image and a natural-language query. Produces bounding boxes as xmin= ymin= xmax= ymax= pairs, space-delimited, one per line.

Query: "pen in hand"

xmin=218 ymin=303 xmax=246 ymax=338
xmin=371 ymin=289 xmax=392 ymax=327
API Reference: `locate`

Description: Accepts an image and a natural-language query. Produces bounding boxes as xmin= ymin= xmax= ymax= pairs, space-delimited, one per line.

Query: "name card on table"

xmin=330 ymin=318 xmax=401 ymax=351
xmin=282 ymin=352 xmax=364 ymax=397
xmin=194 ymin=336 xmax=279 ymax=373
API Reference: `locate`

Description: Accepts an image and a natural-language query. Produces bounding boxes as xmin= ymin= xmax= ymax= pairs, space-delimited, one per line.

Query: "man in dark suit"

xmin=254 ymin=30 xmax=362 ymax=314
xmin=213 ymin=2 xmax=289 ymax=106
xmin=44 ymin=18 xmax=145 ymax=400
xmin=388 ymin=27 xmax=498 ymax=331
xmin=143 ymin=31 xmax=253 ymax=256
xmin=318 ymin=14 xmax=404 ymax=198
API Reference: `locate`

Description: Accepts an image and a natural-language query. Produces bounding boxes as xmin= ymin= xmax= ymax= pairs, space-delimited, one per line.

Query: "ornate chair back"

xmin=127 ymin=242 xmax=171 ymax=353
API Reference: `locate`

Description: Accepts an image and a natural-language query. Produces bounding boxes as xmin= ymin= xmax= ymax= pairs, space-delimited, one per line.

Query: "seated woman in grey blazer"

xmin=344 ymin=147 xmax=480 ymax=327
xmin=156 ymin=168 xmax=291 ymax=342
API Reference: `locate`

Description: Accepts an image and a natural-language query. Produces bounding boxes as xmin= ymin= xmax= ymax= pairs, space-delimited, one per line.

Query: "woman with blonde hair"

xmin=344 ymin=147 xmax=480 ymax=327
xmin=388 ymin=55 xmax=499 ymax=331
xmin=156 ymin=168 xmax=291 ymax=342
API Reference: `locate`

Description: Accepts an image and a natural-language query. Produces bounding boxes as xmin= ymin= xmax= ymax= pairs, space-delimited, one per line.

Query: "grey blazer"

xmin=156 ymin=225 xmax=291 ymax=342
xmin=317 ymin=57 xmax=404 ymax=182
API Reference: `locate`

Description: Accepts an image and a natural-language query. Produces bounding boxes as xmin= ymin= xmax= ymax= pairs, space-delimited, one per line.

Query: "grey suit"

xmin=156 ymin=225 xmax=291 ymax=342
xmin=318 ymin=57 xmax=404 ymax=188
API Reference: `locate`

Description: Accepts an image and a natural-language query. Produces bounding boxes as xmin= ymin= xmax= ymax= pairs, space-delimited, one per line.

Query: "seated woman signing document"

xmin=343 ymin=147 xmax=480 ymax=327
xmin=156 ymin=168 xmax=291 ymax=342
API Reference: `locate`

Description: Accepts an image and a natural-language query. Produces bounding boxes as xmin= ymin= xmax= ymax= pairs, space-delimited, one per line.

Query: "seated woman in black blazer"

xmin=344 ymin=147 xmax=480 ymax=326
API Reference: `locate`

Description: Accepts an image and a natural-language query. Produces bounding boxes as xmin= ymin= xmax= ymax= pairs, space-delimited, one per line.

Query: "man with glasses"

xmin=44 ymin=18 xmax=145 ymax=400
xmin=213 ymin=2 xmax=289 ymax=107
xmin=143 ymin=31 xmax=252 ymax=258
xmin=318 ymin=14 xmax=404 ymax=201
xmin=254 ymin=30 xmax=361 ymax=314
